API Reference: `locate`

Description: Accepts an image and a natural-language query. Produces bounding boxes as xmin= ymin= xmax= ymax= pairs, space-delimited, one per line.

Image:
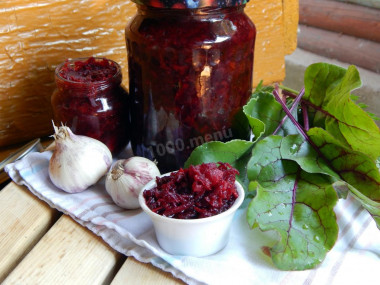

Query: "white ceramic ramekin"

xmin=139 ymin=174 xmax=244 ymax=257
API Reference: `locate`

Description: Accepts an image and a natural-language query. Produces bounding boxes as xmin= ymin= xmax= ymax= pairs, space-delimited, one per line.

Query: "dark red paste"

xmin=126 ymin=6 xmax=256 ymax=172
xmin=52 ymin=57 xmax=129 ymax=154
xmin=143 ymin=162 xmax=239 ymax=219
xmin=58 ymin=57 xmax=118 ymax=82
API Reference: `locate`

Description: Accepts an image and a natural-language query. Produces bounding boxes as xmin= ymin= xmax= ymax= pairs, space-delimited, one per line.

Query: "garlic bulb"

xmin=49 ymin=125 xmax=112 ymax=193
xmin=105 ymin=157 xmax=160 ymax=209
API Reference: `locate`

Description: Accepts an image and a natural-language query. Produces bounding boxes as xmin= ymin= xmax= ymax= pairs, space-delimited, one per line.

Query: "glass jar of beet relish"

xmin=126 ymin=0 xmax=256 ymax=172
xmin=51 ymin=57 xmax=129 ymax=155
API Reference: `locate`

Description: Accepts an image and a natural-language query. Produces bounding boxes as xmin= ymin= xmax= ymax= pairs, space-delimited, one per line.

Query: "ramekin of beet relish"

xmin=51 ymin=57 xmax=129 ymax=155
xmin=126 ymin=0 xmax=256 ymax=172
xmin=143 ymin=162 xmax=240 ymax=219
xmin=139 ymin=162 xmax=244 ymax=256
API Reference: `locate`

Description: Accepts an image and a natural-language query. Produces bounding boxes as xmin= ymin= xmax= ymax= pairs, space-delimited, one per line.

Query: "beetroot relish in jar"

xmin=143 ymin=162 xmax=240 ymax=219
xmin=126 ymin=0 xmax=256 ymax=172
xmin=51 ymin=57 xmax=130 ymax=155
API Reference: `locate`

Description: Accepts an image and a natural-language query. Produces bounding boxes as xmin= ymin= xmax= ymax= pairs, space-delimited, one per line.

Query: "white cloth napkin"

xmin=5 ymin=151 xmax=380 ymax=285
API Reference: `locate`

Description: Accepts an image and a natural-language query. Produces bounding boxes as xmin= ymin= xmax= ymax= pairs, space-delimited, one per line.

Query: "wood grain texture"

xmin=0 ymin=183 xmax=60 ymax=282
xmin=334 ymin=0 xmax=380 ymax=9
xmin=3 ymin=215 xmax=124 ymax=285
xmin=0 ymin=0 xmax=299 ymax=147
xmin=298 ymin=24 xmax=380 ymax=73
xmin=0 ymin=0 xmax=135 ymax=147
xmin=111 ymin=257 xmax=185 ymax=285
xmin=283 ymin=0 xmax=299 ymax=53
xmin=246 ymin=0 xmax=286 ymax=86
xmin=300 ymin=0 xmax=380 ymax=42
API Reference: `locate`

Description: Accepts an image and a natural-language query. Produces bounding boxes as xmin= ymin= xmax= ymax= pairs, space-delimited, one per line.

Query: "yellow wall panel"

xmin=246 ymin=0 xmax=286 ymax=86
xmin=283 ymin=0 xmax=299 ymax=53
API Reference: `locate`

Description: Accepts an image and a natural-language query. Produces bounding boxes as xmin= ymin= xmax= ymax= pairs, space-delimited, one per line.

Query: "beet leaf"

xmin=303 ymin=64 xmax=380 ymax=160
xmin=243 ymin=91 xmax=299 ymax=142
xmin=247 ymin=136 xmax=339 ymax=270
xmin=308 ymin=127 xmax=380 ymax=228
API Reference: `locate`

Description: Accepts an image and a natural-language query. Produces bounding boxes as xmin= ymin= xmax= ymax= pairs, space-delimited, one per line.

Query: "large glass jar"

xmin=51 ymin=57 xmax=129 ymax=155
xmin=126 ymin=1 xmax=256 ymax=172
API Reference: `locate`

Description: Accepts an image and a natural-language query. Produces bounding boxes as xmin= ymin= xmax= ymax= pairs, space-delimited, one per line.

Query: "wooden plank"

xmin=0 ymin=182 xmax=60 ymax=283
xmin=246 ymin=0 xmax=286 ymax=85
xmin=3 ymin=215 xmax=125 ymax=284
xmin=111 ymin=257 xmax=184 ymax=285
xmin=298 ymin=24 xmax=380 ymax=73
xmin=300 ymin=0 xmax=380 ymax=42
xmin=335 ymin=0 xmax=380 ymax=9
xmin=283 ymin=0 xmax=299 ymax=54
xmin=248 ymin=0 xmax=299 ymax=57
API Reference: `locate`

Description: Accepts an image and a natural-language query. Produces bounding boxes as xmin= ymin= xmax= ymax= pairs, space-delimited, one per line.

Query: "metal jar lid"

xmin=131 ymin=0 xmax=250 ymax=9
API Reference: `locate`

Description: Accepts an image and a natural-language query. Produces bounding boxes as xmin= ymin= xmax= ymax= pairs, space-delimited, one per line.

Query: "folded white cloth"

xmin=5 ymin=151 xmax=380 ymax=285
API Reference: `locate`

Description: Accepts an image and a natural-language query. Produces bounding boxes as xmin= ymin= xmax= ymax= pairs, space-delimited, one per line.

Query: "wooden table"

xmin=0 ymin=181 xmax=184 ymax=284
xmin=0 ymin=141 xmax=184 ymax=284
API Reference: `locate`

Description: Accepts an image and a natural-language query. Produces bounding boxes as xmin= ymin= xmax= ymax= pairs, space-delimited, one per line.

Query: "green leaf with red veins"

xmin=247 ymin=136 xmax=339 ymax=270
xmin=303 ymin=64 xmax=380 ymax=160
xmin=280 ymin=134 xmax=339 ymax=179
xmin=242 ymin=95 xmax=266 ymax=141
xmin=243 ymin=91 xmax=298 ymax=142
xmin=308 ymin=127 xmax=380 ymax=228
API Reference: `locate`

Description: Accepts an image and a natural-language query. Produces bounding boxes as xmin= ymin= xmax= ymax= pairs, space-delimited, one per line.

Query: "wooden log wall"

xmin=298 ymin=25 xmax=380 ymax=73
xmin=335 ymin=0 xmax=380 ymax=9
xmin=298 ymin=0 xmax=380 ymax=73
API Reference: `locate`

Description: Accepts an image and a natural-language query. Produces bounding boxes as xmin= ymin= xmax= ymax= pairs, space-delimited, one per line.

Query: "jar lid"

xmin=132 ymin=0 xmax=249 ymax=9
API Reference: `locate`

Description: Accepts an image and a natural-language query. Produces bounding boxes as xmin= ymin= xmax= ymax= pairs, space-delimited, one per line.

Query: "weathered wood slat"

xmin=283 ymin=0 xmax=300 ymax=53
xmin=298 ymin=24 xmax=380 ymax=73
xmin=0 ymin=183 xmax=60 ymax=283
xmin=300 ymin=0 xmax=380 ymax=42
xmin=246 ymin=0 xmax=286 ymax=85
xmin=3 ymin=215 xmax=125 ymax=285
xmin=334 ymin=0 xmax=380 ymax=9
xmin=111 ymin=257 xmax=184 ymax=285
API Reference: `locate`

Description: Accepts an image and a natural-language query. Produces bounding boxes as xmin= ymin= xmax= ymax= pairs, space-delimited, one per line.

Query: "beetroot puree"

xmin=126 ymin=5 xmax=256 ymax=172
xmin=52 ymin=57 xmax=129 ymax=154
xmin=143 ymin=162 xmax=239 ymax=219
xmin=58 ymin=57 xmax=118 ymax=82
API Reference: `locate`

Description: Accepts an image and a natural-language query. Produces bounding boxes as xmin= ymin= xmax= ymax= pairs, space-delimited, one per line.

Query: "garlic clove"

xmin=105 ymin=157 xmax=160 ymax=209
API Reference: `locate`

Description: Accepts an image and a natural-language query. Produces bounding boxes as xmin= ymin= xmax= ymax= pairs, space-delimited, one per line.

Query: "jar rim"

xmin=55 ymin=57 xmax=122 ymax=85
xmin=131 ymin=0 xmax=250 ymax=9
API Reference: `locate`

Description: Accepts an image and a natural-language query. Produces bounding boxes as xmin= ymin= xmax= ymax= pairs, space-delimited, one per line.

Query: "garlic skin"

xmin=49 ymin=125 xmax=112 ymax=193
xmin=105 ymin=157 xmax=160 ymax=209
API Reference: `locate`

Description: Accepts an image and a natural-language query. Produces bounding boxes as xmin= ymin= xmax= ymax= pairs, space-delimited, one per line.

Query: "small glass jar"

xmin=51 ymin=57 xmax=129 ymax=155
xmin=126 ymin=1 xmax=256 ymax=172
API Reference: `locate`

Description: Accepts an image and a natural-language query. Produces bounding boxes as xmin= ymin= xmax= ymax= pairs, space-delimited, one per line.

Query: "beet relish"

xmin=126 ymin=2 xmax=256 ymax=172
xmin=143 ymin=162 xmax=240 ymax=219
xmin=51 ymin=57 xmax=129 ymax=155
xmin=58 ymin=57 xmax=118 ymax=82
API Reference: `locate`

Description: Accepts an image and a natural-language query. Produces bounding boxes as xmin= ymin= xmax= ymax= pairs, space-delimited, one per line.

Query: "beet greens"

xmin=185 ymin=63 xmax=380 ymax=270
